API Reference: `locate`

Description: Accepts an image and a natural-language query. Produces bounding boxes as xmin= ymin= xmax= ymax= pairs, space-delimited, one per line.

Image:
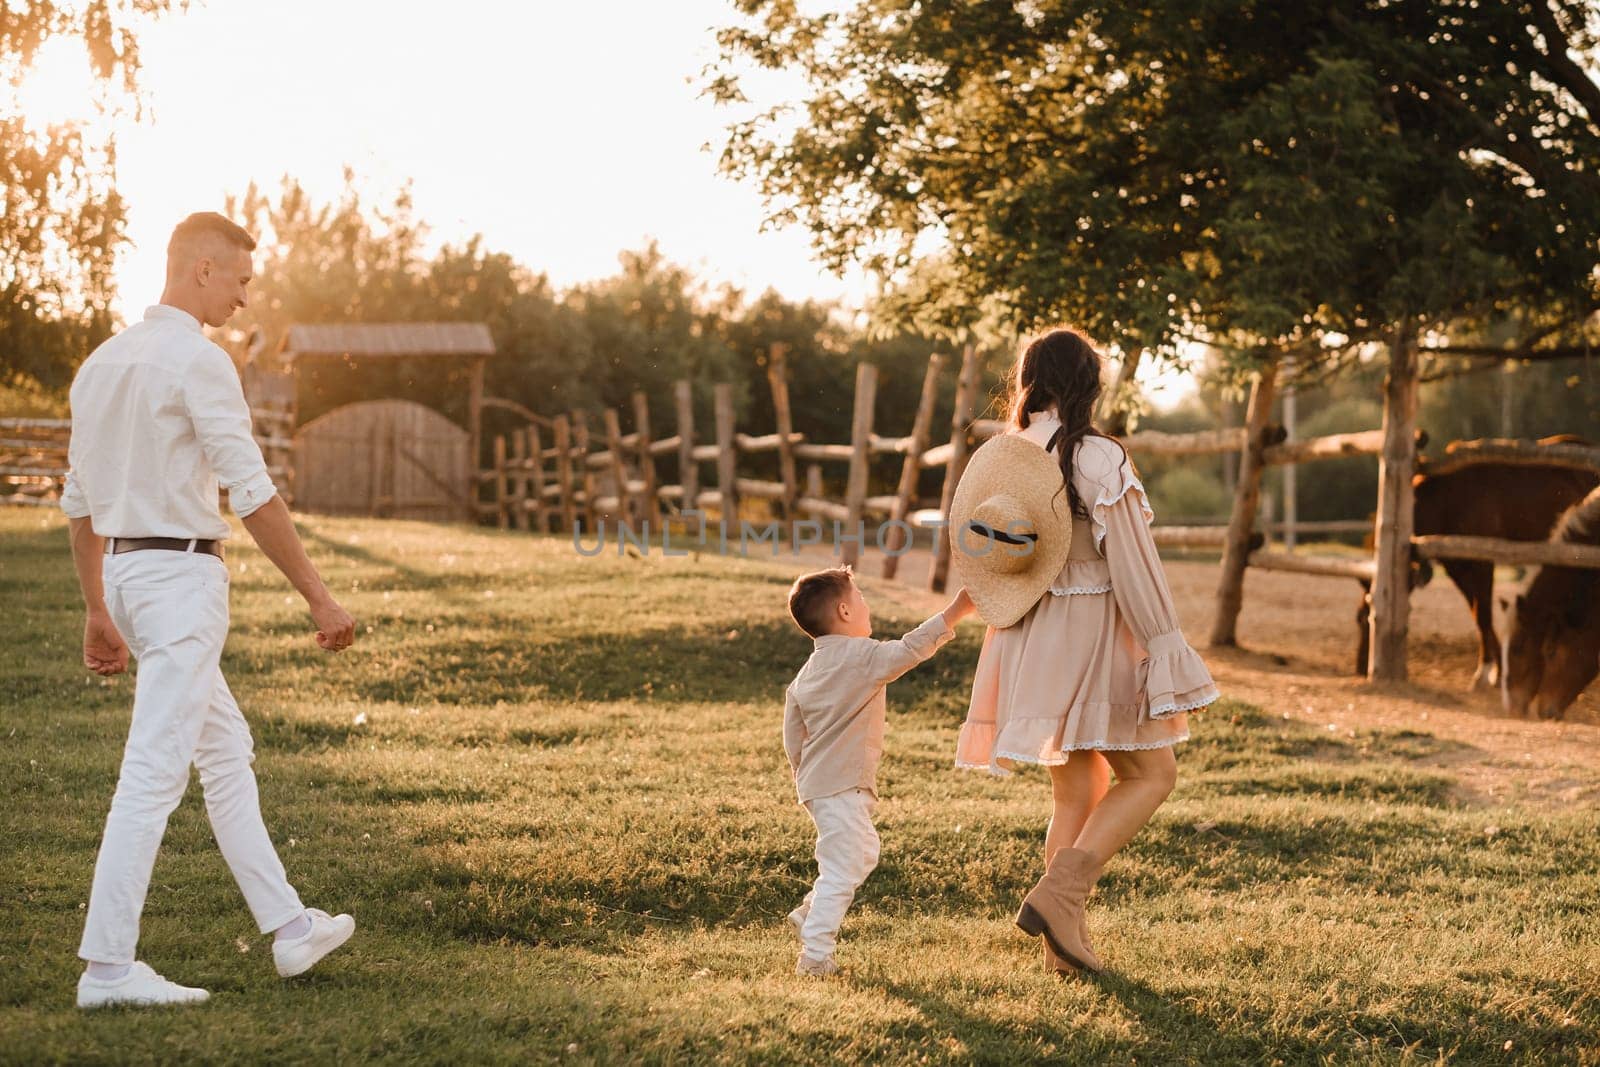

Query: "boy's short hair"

xmin=788 ymin=565 xmax=855 ymax=638
xmin=167 ymin=211 xmax=256 ymax=260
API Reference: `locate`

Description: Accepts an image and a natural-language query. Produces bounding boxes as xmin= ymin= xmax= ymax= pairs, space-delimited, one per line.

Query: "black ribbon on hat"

xmin=965 ymin=521 xmax=1038 ymax=553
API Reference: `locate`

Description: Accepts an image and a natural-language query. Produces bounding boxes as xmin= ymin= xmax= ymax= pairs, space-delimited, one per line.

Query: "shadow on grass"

xmin=233 ymin=614 xmax=980 ymax=708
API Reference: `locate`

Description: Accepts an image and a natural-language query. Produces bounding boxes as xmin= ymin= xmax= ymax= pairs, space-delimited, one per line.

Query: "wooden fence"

xmin=0 ymin=411 xmax=295 ymax=509
xmin=477 ymin=346 xmax=1600 ymax=684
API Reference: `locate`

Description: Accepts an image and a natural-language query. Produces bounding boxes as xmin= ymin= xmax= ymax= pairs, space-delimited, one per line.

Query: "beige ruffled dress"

xmin=955 ymin=414 xmax=1219 ymax=773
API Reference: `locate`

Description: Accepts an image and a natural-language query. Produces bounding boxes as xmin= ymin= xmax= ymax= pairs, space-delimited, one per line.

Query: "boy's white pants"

xmin=799 ymin=788 xmax=880 ymax=961
xmin=78 ymin=549 xmax=304 ymax=964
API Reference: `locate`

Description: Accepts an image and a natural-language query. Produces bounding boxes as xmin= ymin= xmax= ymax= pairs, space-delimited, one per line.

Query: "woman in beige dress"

xmin=955 ymin=328 xmax=1218 ymax=976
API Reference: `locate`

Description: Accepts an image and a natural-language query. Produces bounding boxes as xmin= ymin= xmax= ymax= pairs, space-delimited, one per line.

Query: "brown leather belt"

xmin=106 ymin=536 xmax=225 ymax=560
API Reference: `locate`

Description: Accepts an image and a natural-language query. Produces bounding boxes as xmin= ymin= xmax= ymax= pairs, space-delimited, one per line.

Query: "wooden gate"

xmin=293 ymin=400 xmax=470 ymax=520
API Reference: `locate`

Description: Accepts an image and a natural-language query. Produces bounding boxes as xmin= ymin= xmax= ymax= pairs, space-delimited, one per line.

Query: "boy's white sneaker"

xmin=796 ymin=953 xmax=840 ymax=977
xmin=76 ymin=962 xmax=209 ymax=1009
xmin=273 ymin=908 xmax=355 ymax=978
xmin=786 ymin=903 xmax=809 ymax=939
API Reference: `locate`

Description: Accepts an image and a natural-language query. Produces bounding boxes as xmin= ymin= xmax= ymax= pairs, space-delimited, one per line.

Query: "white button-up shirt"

xmin=60 ymin=305 xmax=278 ymax=539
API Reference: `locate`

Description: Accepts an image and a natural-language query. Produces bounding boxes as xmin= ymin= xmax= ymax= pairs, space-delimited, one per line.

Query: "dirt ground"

xmin=804 ymin=544 xmax=1600 ymax=812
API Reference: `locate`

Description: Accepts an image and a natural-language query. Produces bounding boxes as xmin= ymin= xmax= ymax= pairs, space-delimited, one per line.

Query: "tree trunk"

xmin=1208 ymin=359 xmax=1280 ymax=647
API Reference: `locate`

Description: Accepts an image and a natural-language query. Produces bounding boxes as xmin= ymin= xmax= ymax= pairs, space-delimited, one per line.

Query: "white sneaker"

xmin=272 ymin=908 xmax=355 ymax=978
xmin=77 ymin=962 xmax=209 ymax=1009
xmin=786 ymin=903 xmax=809 ymax=940
xmin=796 ymin=953 xmax=840 ymax=977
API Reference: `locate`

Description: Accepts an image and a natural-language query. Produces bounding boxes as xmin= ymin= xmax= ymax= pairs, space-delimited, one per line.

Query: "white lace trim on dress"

xmin=1149 ymin=689 xmax=1220 ymax=718
xmin=1090 ymin=476 xmax=1155 ymax=555
xmin=1046 ymin=582 xmax=1113 ymax=596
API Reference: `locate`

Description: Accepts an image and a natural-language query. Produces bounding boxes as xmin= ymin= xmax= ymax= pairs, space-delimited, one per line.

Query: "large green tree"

xmin=1 ymin=0 xmax=174 ymax=389
xmin=709 ymin=0 xmax=1600 ymax=369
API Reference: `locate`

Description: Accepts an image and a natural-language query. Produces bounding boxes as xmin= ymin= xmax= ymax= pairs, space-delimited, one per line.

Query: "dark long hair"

xmin=1007 ymin=328 xmax=1130 ymax=520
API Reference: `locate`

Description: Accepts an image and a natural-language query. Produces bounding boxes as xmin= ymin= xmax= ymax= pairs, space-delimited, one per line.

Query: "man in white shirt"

xmin=62 ymin=212 xmax=360 ymax=1009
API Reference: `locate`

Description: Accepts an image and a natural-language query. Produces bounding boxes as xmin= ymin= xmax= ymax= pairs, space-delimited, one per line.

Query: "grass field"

xmin=2 ymin=508 xmax=1597 ymax=1065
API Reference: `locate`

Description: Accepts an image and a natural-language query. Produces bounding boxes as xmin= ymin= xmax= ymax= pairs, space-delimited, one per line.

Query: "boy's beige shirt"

xmin=783 ymin=614 xmax=955 ymax=804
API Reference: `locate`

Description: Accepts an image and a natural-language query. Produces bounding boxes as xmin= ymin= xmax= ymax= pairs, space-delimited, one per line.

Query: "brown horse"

xmin=1501 ymin=487 xmax=1600 ymax=719
xmin=1355 ymin=457 xmax=1598 ymax=687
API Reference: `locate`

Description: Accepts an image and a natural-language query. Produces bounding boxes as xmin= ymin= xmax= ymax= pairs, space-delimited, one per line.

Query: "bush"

xmin=1147 ymin=466 xmax=1230 ymax=521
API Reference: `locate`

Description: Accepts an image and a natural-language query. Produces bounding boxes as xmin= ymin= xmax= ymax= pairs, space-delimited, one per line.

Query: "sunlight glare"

xmin=10 ymin=36 xmax=100 ymax=133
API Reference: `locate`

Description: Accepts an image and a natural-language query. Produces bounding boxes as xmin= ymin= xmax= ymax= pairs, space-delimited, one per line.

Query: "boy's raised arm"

xmin=865 ymin=588 xmax=975 ymax=684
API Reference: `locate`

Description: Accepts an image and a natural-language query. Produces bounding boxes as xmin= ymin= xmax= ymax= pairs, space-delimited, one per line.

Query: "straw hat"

xmin=948 ymin=433 xmax=1074 ymax=628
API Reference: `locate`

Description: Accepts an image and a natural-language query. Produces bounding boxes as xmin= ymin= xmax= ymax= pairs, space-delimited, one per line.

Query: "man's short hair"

xmin=167 ymin=212 xmax=256 ymax=260
xmin=787 ymin=565 xmax=855 ymax=638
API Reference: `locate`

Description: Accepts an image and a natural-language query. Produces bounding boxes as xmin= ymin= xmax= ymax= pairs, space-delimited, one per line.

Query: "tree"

xmin=709 ymin=1 xmax=1600 ymax=369
xmin=1 ymin=0 xmax=175 ymax=389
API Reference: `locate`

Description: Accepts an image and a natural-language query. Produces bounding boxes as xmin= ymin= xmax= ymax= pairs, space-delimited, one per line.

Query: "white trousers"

xmin=78 ymin=549 xmax=303 ymax=964
xmin=798 ymin=788 xmax=880 ymax=960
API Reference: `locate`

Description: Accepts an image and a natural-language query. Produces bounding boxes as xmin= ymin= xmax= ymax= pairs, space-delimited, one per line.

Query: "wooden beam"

xmin=1262 ymin=429 xmax=1384 ymax=467
xmin=553 ymin=414 xmax=575 ymax=532
xmin=767 ymin=342 xmax=799 ymax=522
xmin=603 ymin=407 xmax=632 ymax=521
xmin=841 ymin=363 xmax=879 ymax=567
xmin=571 ymin=409 xmax=598 ymax=531
xmin=883 ymin=351 xmax=943 ymax=578
xmin=714 ymin=383 xmax=738 ymax=523
xmin=734 ymin=431 xmax=807 ymax=453
xmin=1124 ymin=427 xmax=1249 ymax=457
xmin=794 ymin=443 xmax=856 ymax=463
xmin=674 ymin=381 xmax=698 ymax=529
xmin=466 ymin=356 xmax=486 ymax=522
xmin=736 ymin=478 xmax=789 ymax=500
xmin=800 ymin=496 xmax=851 ymax=522
xmin=527 ymin=424 xmax=548 ymax=532
xmin=1369 ymin=326 xmax=1420 ymax=682
xmin=1209 ymin=359 xmax=1280 ymax=646
xmin=1412 ymin=535 xmax=1600 ymax=570
xmin=1248 ymin=551 xmax=1377 ymax=581
xmin=1418 ymin=437 xmax=1600 ymax=477
xmin=930 ymin=344 xmax=983 ymax=592
xmin=493 ymin=434 xmax=509 ymax=529
xmin=632 ymin=391 xmax=660 ymax=528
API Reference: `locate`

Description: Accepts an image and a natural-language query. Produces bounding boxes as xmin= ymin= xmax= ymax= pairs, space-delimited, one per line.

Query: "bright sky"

xmin=18 ymin=0 xmax=1195 ymax=407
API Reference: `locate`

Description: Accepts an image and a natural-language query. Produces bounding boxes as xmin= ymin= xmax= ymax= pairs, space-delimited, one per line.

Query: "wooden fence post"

xmin=603 ymin=407 xmax=632 ymax=522
xmin=1208 ymin=358 xmax=1281 ymax=646
xmin=929 ymin=344 xmax=983 ymax=592
xmin=510 ymin=429 xmax=529 ymax=531
xmin=767 ymin=343 xmax=799 ymax=522
xmin=1369 ymin=325 xmax=1419 ymax=682
xmin=883 ymin=352 xmax=944 ymax=578
xmin=675 ymin=380 xmax=698 ymax=531
xmin=571 ymin=409 xmax=597 ymax=531
xmin=466 ymin=356 xmax=485 ymax=522
xmin=493 ymin=434 xmax=509 ymax=529
xmin=632 ymin=390 xmax=660 ymax=528
xmin=528 ymin=422 xmax=549 ymax=533
xmin=714 ymin=383 xmax=738 ymax=524
xmin=806 ymin=464 xmax=823 ymax=501
xmin=841 ymin=363 xmax=879 ymax=567
xmin=553 ymin=414 xmax=575 ymax=532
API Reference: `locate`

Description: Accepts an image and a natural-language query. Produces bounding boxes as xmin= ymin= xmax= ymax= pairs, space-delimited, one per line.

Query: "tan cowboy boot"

xmin=1078 ymin=911 xmax=1104 ymax=972
xmin=1042 ymin=905 xmax=1103 ymax=976
xmin=1016 ymin=847 xmax=1101 ymax=973
xmin=1043 ymin=938 xmax=1075 ymax=976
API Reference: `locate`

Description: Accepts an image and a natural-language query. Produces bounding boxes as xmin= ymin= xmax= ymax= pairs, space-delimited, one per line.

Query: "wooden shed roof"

xmin=280 ymin=322 xmax=495 ymax=361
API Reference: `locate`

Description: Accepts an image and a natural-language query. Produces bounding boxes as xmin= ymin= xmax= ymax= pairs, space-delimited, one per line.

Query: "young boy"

xmin=782 ymin=566 xmax=974 ymax=976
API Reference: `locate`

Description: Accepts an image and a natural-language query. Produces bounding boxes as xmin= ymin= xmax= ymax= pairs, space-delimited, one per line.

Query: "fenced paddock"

xmin=476 ymin=347 xmax=1600 ymax=687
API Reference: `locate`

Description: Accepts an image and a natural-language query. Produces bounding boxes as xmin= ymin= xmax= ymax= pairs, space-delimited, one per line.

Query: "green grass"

xmin=1 ymin=509 xmax=1596 ymax=1065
